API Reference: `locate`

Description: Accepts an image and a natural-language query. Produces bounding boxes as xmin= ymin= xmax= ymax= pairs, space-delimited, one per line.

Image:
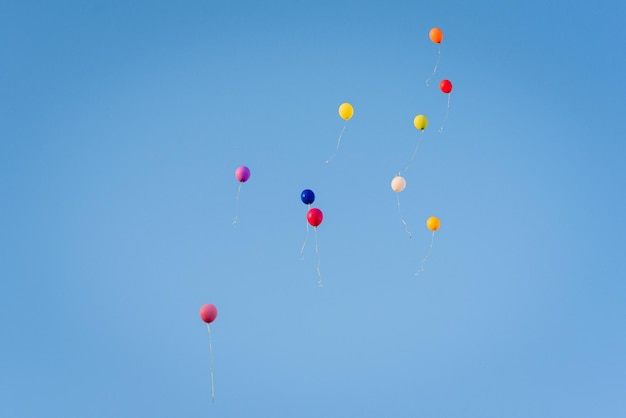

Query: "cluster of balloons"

xmin=389 ymin=27 xmax=453 ymax=271
xmin=430 ymin=27 xmax=453 ymax=131
xmin=300 ymin=189 xmax=324 ymax=286
xmin=201 ymin=26 xmax=455 ymax=403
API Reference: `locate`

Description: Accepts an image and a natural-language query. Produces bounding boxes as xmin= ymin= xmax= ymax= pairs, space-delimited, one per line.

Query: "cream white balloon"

xmin=391 ymin=175 xmax=406 ymax=193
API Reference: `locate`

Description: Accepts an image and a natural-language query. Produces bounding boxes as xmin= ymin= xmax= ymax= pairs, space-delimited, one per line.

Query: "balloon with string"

xmin=305 ymin=207 xmax=324 ymax=287
xmin=438 ymin=79 xmax=453 ymax=133
xmin=425 ymin=27 xmax=444 ymax=86
xmin=404 ymin=114 xmax=428 ymax=172
xmin=326 ymin=103 xmax=354 ymax=164
xmin=232 ymin=165 xmax=250 ymax=226
xmin=199 ymin=303 xmax=218 ymax=403
xmin=391 ymin=175 xmax=412 ymax=238
xmin=299 ymin=189 xmax=316 ymax=260
xmin=416 ymin=216 xmax=441 ymax=276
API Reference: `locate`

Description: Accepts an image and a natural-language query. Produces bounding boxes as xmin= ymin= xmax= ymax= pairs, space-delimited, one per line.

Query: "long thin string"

xmin=325 ymin=121 xmax=348 ymax=164
xmin=415 ymin=231 xmax=435 ymax=276
xmin=404 ymin=130 xmax=424 ymax=172
xmin=232 ymin=183 xmax=243 ymax=226
xmin=300 ymin=222 xmax=309 ymax=260
xmin=300 ymin=204 xmax=311 ymax=260
xmin=396 ymin=194 xmax=412 ymax=238
xmin=425 ymin=45 xmax=441 ymax=86
xmin=438 ymin=94 xmax=451 ymax=134
xmin=206 ymin=323 xmax=215 ymax=403
xmin=314 ymin=227 xmax=322 ymax=287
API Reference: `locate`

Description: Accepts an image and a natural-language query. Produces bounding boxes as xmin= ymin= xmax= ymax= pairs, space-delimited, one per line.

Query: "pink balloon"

xmin=199 ymin=304 xmax=218 ymax=324
xmin=235 ymin=166 xmax=250 ymax=182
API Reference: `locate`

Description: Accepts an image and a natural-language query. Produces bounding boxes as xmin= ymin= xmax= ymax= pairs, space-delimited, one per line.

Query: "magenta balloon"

xmin=235 ymin=166 xmax=251 ymax=182
xmin=199 ymin=304 xmax=218 ymax=324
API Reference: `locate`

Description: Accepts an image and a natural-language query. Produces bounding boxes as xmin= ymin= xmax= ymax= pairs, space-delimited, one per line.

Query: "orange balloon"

xmin=426 ymin=216 xmax=440 ymax=231
xmin=429 ymin=28 xmax=443 ymax=44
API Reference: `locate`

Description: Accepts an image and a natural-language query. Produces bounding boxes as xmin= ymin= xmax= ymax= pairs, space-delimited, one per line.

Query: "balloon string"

xmin=396 ymin=194 xmax=412 ymax=238
xmin=314 ymin=227 xmax=322 ymax=287
xmin=232 ymin=183 xmax=243 ymax=226
xmin=325 ymin=121 xmax=348 ymax=164
xmin=300 ymin=222 xmax=309 ymax=260
xmin=404 ymin=130 xmax=424 ymax=172
xmin=425 ymin=45 xmax=441 ymax=86
xmin=415 ymin=231 xmax=435 ymax=276
xmin=206 ymin=323 xmax=215 ymax=403
xmin=300 ymin=204 xmax=311 ymax=259
xmin=438 ymin=94 xmax=451 ymax=134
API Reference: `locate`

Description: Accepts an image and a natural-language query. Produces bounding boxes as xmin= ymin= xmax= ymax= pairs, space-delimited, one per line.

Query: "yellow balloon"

xmin=414 ymin=114 xmax=428 ymax=131
xmin=338 ymin=103 xmax=354 ymax=120
xmin=426 ymin=216 xmax=440 ymax=231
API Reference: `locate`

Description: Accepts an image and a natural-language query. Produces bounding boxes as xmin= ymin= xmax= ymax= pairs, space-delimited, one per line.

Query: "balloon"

xmin=307 ymin=208 xmax=323 ymax=227
xmin=235 ymin=166 xmax=250 ymax=182
xmin=338 ymin=103 xmax=354 ymax=121
xmin=429 ymin=27 xmax=443 ymax=44
xmin=391 ymin=175 xmax=406 ymax=193
xmin=439 ymin=80 xmax=452 ymax=94
xmin=413 ymin=114 xmax=428 ymax=131
xmin=426 ymin=216 xmax=441 ymax=231
xmin=199 ymin=304 xmax=218 ymax=324
xmin=301 ymin=189 xmax=315 ymax=205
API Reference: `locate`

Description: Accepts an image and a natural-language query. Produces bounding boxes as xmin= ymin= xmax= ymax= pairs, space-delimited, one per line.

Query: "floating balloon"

xmin=301 ymin=189 xmax=315 ymax=205
xmin=429 ymin=27 xmax=443 ymax=44
xmin=307 ymin=208 xmax=323 ymax=227
xmin=439 ymin=80 xmax=452 ymax=94
xmin=199 ymin=303 xmax=218 ymax=403
xmin=338 ymin=103 xmax=354 ymax=120
xmin=391 ymin=175 xmax=411 ymax=238
xmin=300 ymin=189 xmax=316 ymax=260
xmin=425 ymin=28 xmax=443 ymax=86
xmin=426 ymin=216 xmax=441 ymax=231
xmin=417 ymin=216 xmax=441 ymax=276
xmin=235 ymin=166 xmax=250 ymax=182
xmin=438 ymin=80 xmax=453 ymax=133
xmin=404 ymin=115 xmax=428 ymax=172
xmin=326 ymin=103 xmax=354 ymax=164
xmin=391 ymin=175 xmax=407 ymax=192
xmin=413 ymin=114 xmax=428 ymax=131
xmin=232 ymin=165 xmax=251 ymax=226
xmin=200 ymin=303 xmax=218 ymax=324
xmin=304 ymin=208 xmax=324 ymax=286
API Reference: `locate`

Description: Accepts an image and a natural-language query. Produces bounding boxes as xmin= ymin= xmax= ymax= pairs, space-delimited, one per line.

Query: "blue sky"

xmin=1 ymin=1 xmax=625 ymax=417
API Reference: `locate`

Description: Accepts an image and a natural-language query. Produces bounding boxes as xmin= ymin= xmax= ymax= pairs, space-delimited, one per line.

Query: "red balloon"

xmin=440 ymin=79 xmax=452 ymax=94
xmin=199 ymin=304 xmax=218 ymax=324
xmin=307 ymin=208 xmax=323 ymax=227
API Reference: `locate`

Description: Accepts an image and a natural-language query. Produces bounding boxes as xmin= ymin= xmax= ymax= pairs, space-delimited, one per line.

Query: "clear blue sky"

xmin=2 ymin=1 xmax=625 ymax=417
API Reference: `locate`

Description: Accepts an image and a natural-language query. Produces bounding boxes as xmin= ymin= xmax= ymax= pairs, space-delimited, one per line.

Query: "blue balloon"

xmin=300 ymin=189 xmax=315 ymax=205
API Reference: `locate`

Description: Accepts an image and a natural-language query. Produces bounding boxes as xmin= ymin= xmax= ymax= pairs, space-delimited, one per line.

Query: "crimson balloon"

xmin=307 ymin=208 xmax=323 ymax=227
xmin=440 ymin=79 xmax=452 ymax=94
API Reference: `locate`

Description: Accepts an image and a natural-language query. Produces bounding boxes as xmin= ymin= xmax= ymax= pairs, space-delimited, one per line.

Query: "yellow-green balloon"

xmin=413 ymin=114 xmax=428 ymax=131
xmin=338 ymin=103 xmax=354 ymax=121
